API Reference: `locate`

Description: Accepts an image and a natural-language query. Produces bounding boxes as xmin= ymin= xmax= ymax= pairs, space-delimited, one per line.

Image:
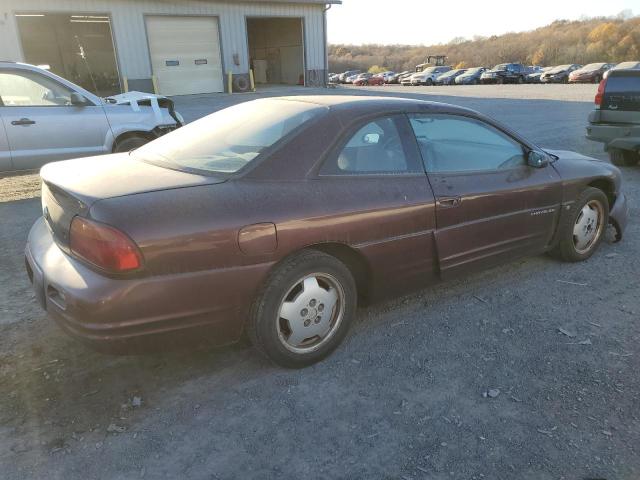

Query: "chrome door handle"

xmin=11 ymin=118 xmax=36 ymax=126
xmin=437 ymin=196 xmax=461 ymax=207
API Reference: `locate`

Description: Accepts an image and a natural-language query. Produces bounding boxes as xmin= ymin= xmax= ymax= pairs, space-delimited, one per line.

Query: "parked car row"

xmin=330 ymin=61 xmax=639 ymax=87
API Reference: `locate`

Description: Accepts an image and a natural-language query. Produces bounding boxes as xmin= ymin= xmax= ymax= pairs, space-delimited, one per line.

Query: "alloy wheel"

xmin=276 ymin=273 xmax=345 ymax=354
xmin=573 ymin=200 xmax=605 ymax=254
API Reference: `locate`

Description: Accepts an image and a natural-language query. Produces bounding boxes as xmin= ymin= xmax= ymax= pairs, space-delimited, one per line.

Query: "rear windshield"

xmin=606 ymin=75 xmax=640 ymax=92
xmin=135 ymin=99 xmax=326 ymax=174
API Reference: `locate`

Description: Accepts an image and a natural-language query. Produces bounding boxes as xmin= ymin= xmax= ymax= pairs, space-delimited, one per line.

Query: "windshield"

xmin=549 ymin=65 xmax=571 ymax=73
xmin=464 ymin=68 xmax=482 ymax=74
xmin=581 ymin=63 xmax=605 ymax=71
xmin=134 ymin=99 xmax=326 ymax=174
xmin=492 ymin=64 xmax=509 ymax=71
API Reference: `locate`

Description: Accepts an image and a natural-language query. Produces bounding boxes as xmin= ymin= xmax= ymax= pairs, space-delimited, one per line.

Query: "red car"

xmin=26 ymin=96 xmax=628 ymax=368
xmin=354 ymin=76 xmax=384 ymax=86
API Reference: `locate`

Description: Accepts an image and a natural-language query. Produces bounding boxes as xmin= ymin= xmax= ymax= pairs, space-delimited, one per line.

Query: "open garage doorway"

xmin=247 ymin=17 xmax=305 ymax=86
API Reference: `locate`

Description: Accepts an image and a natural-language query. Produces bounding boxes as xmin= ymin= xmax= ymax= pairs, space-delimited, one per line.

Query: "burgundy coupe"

xmin=26 ymin=96 xmax=628 ymax=367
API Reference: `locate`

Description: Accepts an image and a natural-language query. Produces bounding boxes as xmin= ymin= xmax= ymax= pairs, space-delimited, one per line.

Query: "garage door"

xmin=146 ymin=16 xmax=223 ymax=96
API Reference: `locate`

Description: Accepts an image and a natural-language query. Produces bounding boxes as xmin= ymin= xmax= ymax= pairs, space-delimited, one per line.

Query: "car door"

xmin=316 ymin=114 xmax=438 ymax=298
xmin=408 ymin=113 xmax=562 ymax=279
xmin=0 ymin=68 xmax=111 ymax=171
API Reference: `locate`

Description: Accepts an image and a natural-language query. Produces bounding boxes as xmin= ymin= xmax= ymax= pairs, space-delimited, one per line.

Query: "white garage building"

xmin=0 ymin=0 xmax=339 ymax=96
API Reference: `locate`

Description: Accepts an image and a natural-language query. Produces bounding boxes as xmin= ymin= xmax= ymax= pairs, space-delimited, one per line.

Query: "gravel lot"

xmin=1 ymin=84 xmax=639 ymax=479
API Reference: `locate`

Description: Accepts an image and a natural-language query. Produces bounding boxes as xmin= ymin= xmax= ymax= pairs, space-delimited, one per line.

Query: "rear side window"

xmin=321 ymin=116 xmax=421 ymax=175
xmin=408 ymin=114 xmax=526 ymax=173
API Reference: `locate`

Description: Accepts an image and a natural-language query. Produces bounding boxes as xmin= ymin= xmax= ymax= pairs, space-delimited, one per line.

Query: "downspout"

xmin=323 ymin=4 xmax=331 ymax=87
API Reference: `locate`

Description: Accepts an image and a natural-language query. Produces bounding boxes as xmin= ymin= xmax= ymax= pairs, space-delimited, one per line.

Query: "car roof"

xmin=272 ymin=95 xmax=475 ymax=115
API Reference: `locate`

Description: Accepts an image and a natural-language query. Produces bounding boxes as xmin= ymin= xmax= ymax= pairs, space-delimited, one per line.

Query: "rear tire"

xmin=609 ymin=148 xmax=639 ymax=167
xmin=248 ymin=250 xmax=357 ymax=368
xmin=113 ymin=135 xmax=150 ymax=153
xmin=551 ymin=187 xmax=609 ymax=262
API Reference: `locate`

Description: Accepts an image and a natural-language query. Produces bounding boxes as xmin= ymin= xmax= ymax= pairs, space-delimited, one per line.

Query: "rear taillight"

xmin=69 ymin=217 xmax=142 ymax=272
xmin=595 ymin=78 xmax=607 ymax=108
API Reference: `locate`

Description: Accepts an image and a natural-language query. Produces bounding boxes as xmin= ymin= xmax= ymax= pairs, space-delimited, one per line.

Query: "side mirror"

xmin=70 ymin=92 xmax=89 ymax=106
xmin=528 ymin=150 xmax=550 ymax=168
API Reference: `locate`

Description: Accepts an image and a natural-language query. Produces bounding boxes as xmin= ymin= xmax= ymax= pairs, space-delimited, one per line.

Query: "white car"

xmin=0 ymin=62 xmax=183 ymax=172
xmin=403 ymin=66 xmax=452 ymax=86
xmin=378 ymin=71 xmax=396 ymax=83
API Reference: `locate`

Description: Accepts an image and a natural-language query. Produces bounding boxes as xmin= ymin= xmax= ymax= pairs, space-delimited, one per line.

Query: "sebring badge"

xmin=531 ymin=208 xmax=556 ymax=216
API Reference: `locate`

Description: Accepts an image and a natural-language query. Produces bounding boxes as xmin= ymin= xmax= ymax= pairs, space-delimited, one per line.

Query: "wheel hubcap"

xmin=572 ymin=200 xmax=604 ymax=254
xmin=277 ymin=273 xmax=344 ymax=353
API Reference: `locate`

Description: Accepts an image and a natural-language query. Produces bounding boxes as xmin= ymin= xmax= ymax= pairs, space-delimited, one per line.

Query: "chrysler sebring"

xmin=25 ymin=96 xmax=628 ymax=367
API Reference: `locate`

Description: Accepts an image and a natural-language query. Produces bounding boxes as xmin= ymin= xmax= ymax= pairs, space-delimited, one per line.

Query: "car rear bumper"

xmin=586 ymin=122 xmax=640 ymax=151
xmin=25 ymin=217 xmax=271 ymax=353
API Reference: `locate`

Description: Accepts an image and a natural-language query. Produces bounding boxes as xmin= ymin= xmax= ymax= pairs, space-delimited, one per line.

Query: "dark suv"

xmin=480 ymin=63 xmax=527 ymax=84
xmin=586 ymin=68 xmax=640 ymax=166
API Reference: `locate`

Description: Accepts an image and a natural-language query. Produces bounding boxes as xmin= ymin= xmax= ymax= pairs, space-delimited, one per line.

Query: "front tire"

xmin=113 ymin=135 xmax=150 ymax=153
xmin=551 ymin=187 xmax=609 ymax=262
xmin=609 ymin=148 xmax=639 ymax=167
xmin=248 ymin=250 xmax=357 ymax=368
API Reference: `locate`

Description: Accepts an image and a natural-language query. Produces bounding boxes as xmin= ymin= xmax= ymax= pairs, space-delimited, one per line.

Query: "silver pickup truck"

xmin=0 ymin=62 xmax=183 ymax=173
xmin=586 ymin=67 xmax=640 ymax=167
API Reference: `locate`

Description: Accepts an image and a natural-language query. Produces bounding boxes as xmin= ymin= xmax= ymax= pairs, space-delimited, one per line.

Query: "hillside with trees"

xmin=328 ymin=14 xmax=640 ymax=73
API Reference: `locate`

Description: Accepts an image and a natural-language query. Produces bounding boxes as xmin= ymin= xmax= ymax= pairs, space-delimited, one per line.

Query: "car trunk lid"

xmin=40 ymin=153 xmax=224 ymax=247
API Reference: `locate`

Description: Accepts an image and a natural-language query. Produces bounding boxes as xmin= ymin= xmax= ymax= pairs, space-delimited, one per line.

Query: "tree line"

xmin=328 ymin=14 xmax=640 ymax=72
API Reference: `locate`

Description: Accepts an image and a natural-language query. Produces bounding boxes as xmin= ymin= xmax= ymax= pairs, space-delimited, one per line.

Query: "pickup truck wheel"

xmin=609 ymin=148 xmax=639 ymax=167
xmin=247 ymin=250 xmax=357 ymax=368
xmin=114 ymin=135 xmax=150 ymax=153
xmin=517 ymin=76 xmax=524 ymax=84
xmin=551 ymin=187 xmax=609 ymax=262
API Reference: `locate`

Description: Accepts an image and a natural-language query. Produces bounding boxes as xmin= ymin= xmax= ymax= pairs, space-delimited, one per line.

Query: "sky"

xmin=327 ymin=0 xmax=637 ymax=45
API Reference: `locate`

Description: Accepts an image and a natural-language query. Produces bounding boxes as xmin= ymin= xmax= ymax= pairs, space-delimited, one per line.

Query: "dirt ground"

xmin=1 ymin=84 xmax=639 ymax=480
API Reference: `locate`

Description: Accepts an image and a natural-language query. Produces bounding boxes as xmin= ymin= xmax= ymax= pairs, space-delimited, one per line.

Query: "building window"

xmin=15 ymin=13 xmax=121 ymax=96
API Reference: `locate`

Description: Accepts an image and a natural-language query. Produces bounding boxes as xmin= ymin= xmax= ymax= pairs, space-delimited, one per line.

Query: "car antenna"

xmin=74 ymin=34 xmax=100 ymax=96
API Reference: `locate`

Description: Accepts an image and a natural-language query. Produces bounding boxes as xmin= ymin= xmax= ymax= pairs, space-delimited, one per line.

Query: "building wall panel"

xmin=0 ymin=0 xmax=327 ymax=86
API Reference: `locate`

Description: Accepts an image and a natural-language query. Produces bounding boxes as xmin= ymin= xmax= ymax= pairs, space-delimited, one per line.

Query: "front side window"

xmin=321 ymin=116 xmax=418 ymax=175
xmin=408 ymin=114 xmax=526 ymax=173
xmin=135 ymin=99 xmax=326 ymax=175
xmin=0 ymin=70 xmax=74 ymax=106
